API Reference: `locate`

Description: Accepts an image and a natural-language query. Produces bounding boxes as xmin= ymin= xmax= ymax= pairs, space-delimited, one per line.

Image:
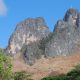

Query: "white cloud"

xmin=0 ymin=0 xmax=7 ymax=16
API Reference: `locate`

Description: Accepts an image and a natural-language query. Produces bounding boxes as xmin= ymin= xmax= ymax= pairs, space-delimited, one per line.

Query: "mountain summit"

xmin=6 ymin=17 xmax=49 ymax=65
xmin=6 ymin=17 xmax=49 ymax=54
xmin=6 ymin=8 xmax=80 ymax=65
xmin=45 ymin=8 xmax=80 ymax=57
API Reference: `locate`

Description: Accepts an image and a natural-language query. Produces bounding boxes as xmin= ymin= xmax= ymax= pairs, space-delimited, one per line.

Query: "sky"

xmin=0 ymin=0 xmax=80 ymax=48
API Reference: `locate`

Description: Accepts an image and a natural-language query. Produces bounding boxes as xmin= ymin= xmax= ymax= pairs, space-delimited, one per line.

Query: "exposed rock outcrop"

xmin=45 ymin=8 xmax=80 ymax=57
xmin=6 ymin=8 xmax=80 ymax=65
xmin=6 ymin=17 xmax=49 ymax=54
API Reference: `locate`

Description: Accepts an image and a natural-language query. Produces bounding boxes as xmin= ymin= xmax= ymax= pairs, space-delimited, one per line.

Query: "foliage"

xmin=0 ymin=49 xmax=33 ymax=80
xmin=41 ymin=75 xmax=69 ymax=80
xmin=41 ymin=64 xmax=80 ymax=80
xmin=14 ymin=71 xmax=32 ymax=80
xmin=66 ymin=64 xmax=80 ymax=80
xmin=0 ymin=49 xmax=13 ymax=80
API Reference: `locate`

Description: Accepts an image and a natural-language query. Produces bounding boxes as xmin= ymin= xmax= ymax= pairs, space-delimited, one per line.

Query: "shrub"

xmin=67 ymin=64 xmax=80 ymax=80
xmin=14 ymin=71 xmax=32 ymax=80
xmin=0 ymin=49 xmax=13 ymax=80
xmin=41 ymin=75 xmax=69 ymax=80
xmin=0 ymin=49 xmax=33 ymax=80
xmin=41 ymin=64 xmax=80 ymax=80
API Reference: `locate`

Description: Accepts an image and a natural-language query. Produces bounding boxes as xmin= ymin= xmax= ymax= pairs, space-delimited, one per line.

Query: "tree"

xmin=0 ymin=49 xmax=13 ymax=80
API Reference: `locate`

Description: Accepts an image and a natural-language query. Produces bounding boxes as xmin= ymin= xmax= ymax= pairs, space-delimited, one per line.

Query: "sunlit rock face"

xmin=6 ymin=8 xmax=80 ymax=65
xmin=6 ymin=17 xmax=49 ymax=56
xmin=63 ymin=8 xmax=78 ymax=25
xmin=45 ymin=8 xmax=80 ymax=57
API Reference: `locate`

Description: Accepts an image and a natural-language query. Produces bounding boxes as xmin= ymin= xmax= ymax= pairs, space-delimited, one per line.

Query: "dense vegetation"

xmin=0 ymin=49 xmax=32 ymax=80
xmin=0 ymin=49 xmax=13 ymax=80
xmin=41 ymin=65 xmax=80 ymax=80
xmin=41 ymin=75 xmax=69 ymax=80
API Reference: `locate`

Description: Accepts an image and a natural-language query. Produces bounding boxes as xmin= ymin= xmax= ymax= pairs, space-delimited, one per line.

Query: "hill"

xmin=12 ymin=52 xmax=80 ymax=80
xmin=3 ymin=8 xmax=80 ymax=80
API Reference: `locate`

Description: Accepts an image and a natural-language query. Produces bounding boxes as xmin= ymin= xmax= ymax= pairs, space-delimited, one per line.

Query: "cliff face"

xmin=6 ymin=8 xmax=80 ymax=65
xmin=45 ymin=8 xmax=80 ymax=57
xmin=6 ymin=17 xmax=49 ymax=55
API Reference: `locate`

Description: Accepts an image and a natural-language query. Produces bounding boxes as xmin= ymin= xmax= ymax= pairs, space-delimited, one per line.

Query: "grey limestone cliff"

xmin=6 ymin=17 xmax=49 ymax=55
xmin=6 ymin=8 xmax=80 ymax=65
xmin=45 ymin=8 xmax=80 ymax=57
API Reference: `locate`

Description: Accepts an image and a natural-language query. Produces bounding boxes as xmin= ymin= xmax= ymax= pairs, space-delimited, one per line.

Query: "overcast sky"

xmin=0 ymin=0 xmax=80 ymax=48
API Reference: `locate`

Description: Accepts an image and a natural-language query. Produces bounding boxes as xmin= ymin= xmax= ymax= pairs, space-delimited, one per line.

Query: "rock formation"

xmin=6 ymin=8 xmax=80 ymax=65
xmin=6 ymin=17 xmax=49 ymax=64
xmin=45 ymin=8 xmax=80 ymax=57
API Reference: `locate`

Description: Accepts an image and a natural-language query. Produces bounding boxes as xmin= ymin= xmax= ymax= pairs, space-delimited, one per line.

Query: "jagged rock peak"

xmin=6 ymin=8 xmax=80 ymax=65
xmin=54 ymin=8 xmax=80 ymax=32
xmin=63 ymin=8 xmax=78 ymax=22
xmin=54 ymin=20 xmax=66 ymax=32
xmin=66 ymin=8 xmax=78 ymax=15
xmin=6 ymin=17 xmax=49 ymax=55
xmin=45 ymin=8 xmax=80 ymax=58
xmin=16 ymin=17 xmax=48 ymax=30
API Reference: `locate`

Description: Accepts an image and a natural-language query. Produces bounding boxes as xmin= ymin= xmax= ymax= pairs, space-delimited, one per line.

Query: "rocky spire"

xmin=5 ymin=8 xmax=80 ymax=65
xmin=63 ymin=8 xmax=79 ymax=26
xmin=45 ymin=8 xmax=80 ymax=57
xmin=6 ymin=17 xmax=49 ymax=55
